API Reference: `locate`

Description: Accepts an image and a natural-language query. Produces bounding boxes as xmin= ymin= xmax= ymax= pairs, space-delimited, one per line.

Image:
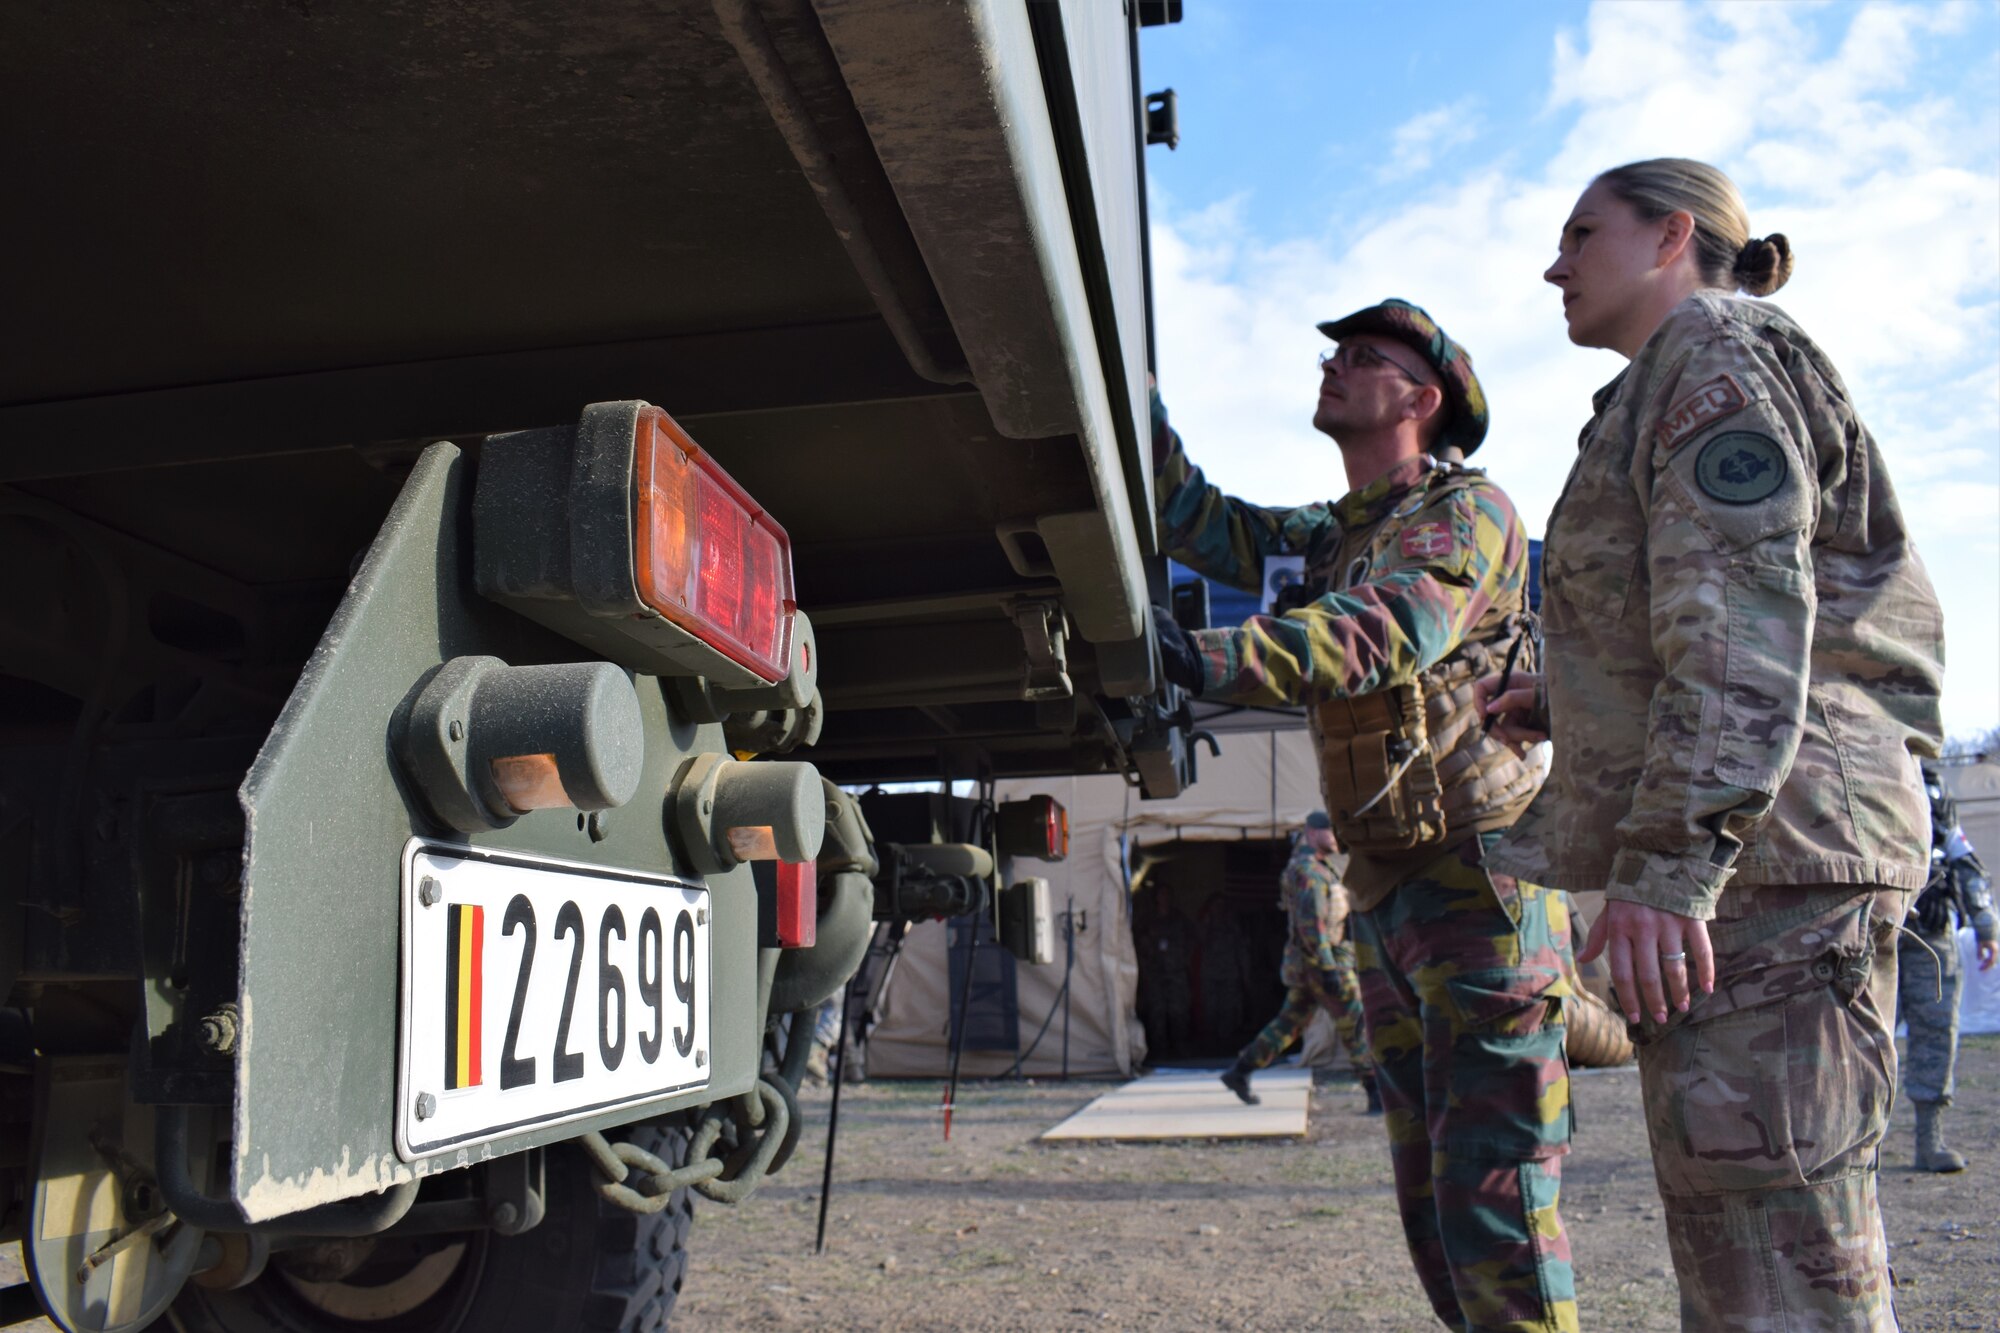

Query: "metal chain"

xmin=689 ymin=1080 xmax=791 ymax=1204
xmin=578 ymin=1130 xmax=724 ymax=1215
xmin=577 ymin=1077 xmax=793 ymax=1214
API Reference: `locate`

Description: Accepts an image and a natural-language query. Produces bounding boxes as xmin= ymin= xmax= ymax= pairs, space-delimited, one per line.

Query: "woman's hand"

xmin=1576 ymin=898 xmax=1715 ymax=1024
xmin=1473 ymin=670 xmax=1548 ymax=751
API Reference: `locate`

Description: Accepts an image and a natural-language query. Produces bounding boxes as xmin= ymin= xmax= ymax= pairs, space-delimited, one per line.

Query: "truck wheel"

xmin=156 ymin=1122 xmax=695 ymax=1333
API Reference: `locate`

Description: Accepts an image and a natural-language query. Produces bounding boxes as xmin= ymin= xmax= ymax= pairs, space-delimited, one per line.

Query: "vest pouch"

xmin=1314 ymin=683 xmax=1447 ymax=854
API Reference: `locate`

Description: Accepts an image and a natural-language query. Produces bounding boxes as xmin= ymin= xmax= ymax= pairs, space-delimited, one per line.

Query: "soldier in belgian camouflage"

xmin=1221 ymin=813 xmax=1375 ymax=1110
xmin=1899 ymin=765 xmax=1999 ymax=1172
xmin=1483 ymin=159 xmax=1946 ymax=1332
xmin=1152 ymin=300 xmax=1576 ymax=1333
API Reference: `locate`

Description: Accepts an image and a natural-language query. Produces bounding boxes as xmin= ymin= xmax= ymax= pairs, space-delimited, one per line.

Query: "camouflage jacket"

xmin=1279 ymin=841 xmax=1349 ymax=983
xmin=1489 ymin=293 xmax=1945 ymax=919
xmin=1153 ymin=400 xmax=1531 ymax=708
xmin=1918 ymin=821 xmax=1996 ymax=942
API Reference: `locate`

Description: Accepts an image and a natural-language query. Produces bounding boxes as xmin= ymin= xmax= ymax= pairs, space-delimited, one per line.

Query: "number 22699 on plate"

xmin=396 ymin=840 xmax=712 ymax=1161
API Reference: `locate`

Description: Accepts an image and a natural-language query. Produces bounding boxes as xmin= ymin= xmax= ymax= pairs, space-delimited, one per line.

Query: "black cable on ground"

xmin=1004 ymin=935 xmax=1075 ymax=1079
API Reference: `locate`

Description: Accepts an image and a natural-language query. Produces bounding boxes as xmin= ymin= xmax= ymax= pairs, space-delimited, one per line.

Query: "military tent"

xmin=1942 ymin=759 xmax=2000 ymax=1035
xmin=865 ymin=722 xmax=1993 ymax=1074
xmin=863 ymin=718 xmax=1329 ymax=1079
xmin=1944 ymin=758 xmax=2000 ymax=868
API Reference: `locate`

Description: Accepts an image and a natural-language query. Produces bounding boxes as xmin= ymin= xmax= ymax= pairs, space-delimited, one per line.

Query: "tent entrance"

xmin=1131 ymin=836 xmax=1293 ymax=1063
xmin=946 ymin=914 xmax=1020 ymax=1052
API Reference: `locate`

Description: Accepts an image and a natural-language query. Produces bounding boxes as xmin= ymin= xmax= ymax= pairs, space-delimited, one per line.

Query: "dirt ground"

xmin=3 ymin=1038 xmax=1993 ymax=1331
xmin=676 ymin=1035 xmax=2000 ymax=1332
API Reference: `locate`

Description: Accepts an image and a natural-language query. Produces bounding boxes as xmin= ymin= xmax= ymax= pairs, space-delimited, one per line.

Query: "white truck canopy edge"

xmin=807 ymin=0 xmax=1147 ymax=644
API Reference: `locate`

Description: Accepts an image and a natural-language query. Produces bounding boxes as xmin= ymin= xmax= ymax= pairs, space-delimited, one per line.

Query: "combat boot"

xmin=1219 ymin=1061 xmax=1260 ymax=1106
xmin=1360 ymin=1071 xmax=1383 ymax=1115
xmin=1914 ymin=1100 xmax=1966 ymax=1173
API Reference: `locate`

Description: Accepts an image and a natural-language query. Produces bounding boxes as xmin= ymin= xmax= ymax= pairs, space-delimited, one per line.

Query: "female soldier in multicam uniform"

xmin=1481 ymin=158 xmax=1945 ymax=1333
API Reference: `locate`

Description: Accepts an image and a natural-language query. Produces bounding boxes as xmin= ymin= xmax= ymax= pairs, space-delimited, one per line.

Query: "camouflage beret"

xmin=1304 ymin=811 xmax=1332 ymax=830
xmin=1316 ymin=299 xmax=1489 ymax=457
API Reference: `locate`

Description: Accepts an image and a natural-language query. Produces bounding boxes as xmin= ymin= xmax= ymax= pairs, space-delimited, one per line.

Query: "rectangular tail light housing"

xmin=475 ymin=400 xmax=806 ymax=692
xmin=996 ymin=795 xmax=1069 ymax=862
xmin=633 ymin=406 xmax=794 ymax=683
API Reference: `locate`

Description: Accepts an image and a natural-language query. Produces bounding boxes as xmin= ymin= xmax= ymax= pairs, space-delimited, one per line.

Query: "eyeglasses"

xmin=1318 ymin=343 xmax=1427 ymax=384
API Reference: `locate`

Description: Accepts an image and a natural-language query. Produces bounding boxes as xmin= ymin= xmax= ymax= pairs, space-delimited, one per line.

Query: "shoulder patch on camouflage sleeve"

xmin=1657 ymin=373 xmax=1748 ymax=451
xmin=1694 ymin=431 xmax=1788 ymax=504
xmin=1400 ymin=520 xmax=1454 ymax=559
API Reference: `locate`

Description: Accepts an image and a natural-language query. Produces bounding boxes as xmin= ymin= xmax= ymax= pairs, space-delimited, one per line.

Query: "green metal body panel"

xmin=1 ymin=0 xmax=1188 ymax=1232
xmin=234 ymin=443 xmax=757 ymax=1221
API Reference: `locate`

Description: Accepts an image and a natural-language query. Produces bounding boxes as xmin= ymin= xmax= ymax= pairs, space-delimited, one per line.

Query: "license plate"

xmin=396 ymin=840 xmax=711 ymax=1161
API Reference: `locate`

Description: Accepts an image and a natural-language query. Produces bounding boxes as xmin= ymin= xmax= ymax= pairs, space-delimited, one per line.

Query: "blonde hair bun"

xmin=1734 ymin=234 xmax=1794 ymax=297
xmin=1595 ymin=159 xmax=1801 ymax=296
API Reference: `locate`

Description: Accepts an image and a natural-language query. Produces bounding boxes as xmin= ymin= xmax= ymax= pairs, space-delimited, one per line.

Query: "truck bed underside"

xmin=1 ymin=0 xmax=1158 ymax=783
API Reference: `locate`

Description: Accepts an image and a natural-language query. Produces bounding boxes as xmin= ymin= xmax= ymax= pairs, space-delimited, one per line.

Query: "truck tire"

xmin=155 ymin=1122 xmax=695 ymax=1333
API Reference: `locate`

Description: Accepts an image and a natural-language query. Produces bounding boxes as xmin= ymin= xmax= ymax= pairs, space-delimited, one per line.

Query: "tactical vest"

xmin=1299 ymin=466 xmax=1544 ymax=855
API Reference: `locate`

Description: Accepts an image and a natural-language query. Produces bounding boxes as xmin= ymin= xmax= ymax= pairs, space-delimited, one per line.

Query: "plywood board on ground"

xmin=1039 ymin=1066 xmax=1311 ymax=1141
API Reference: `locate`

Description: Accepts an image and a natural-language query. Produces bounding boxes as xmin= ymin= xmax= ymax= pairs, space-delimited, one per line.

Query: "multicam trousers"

xmin=1351 ymin=834 xmax=1577 ymax=1333
xmin=1897 ymin=923 xmax=1962 ymax=1104
xmin=1238 ymin=947 xmax=1369 ymax=1075
xmin=1628 ymin=885 xmax=1905 ymax=1333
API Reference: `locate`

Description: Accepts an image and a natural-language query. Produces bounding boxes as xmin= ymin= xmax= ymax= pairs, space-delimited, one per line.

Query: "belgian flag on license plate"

xmin=444 ymin=903 xmax=484 ymax=1089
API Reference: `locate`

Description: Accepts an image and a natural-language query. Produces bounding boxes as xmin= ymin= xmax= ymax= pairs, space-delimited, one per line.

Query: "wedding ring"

xmin=1660 ymin=951 xmax=1687 ymax=963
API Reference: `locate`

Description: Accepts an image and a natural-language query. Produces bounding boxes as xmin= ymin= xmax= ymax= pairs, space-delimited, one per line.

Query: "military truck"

xmin=0 ymin=1 xmax=1190 ymax=1328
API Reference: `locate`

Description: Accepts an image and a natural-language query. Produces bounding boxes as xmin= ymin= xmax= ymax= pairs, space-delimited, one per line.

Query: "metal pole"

xmin=814 ymin=978 xmax=855 ymax=1256
xmin=1061 ymin=895 xmax=1075 ymax=1080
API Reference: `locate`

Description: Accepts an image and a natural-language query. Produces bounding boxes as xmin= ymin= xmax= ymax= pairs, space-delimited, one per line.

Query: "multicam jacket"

xmin=1154 ymin=410 xmax=1530 ymax=708
xmin=1279 ymin=840 xmax=1349 ymax=985
xmin=1489 ymin=292 xmax=1945 ymax=920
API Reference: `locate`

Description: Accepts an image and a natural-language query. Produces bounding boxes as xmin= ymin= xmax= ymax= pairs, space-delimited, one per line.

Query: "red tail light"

xmin=632 ymin=406 xmax=795 ymax=683
xmin=996 ymin=795 xmax=1069 ymax=862
xmin=775 ymin=860 xmax=817 ymax=949
xmin=752 ymin=859 xmax=819 ymax=949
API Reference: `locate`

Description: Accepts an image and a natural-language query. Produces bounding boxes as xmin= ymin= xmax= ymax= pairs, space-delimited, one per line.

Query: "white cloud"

xmin=1150 ymin=0 xmax=2000 ymax=734
xmin=1378 ymin=99 xmax=1482 ymax=181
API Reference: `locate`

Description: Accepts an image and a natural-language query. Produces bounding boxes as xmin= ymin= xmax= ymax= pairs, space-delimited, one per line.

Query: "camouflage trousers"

xmin=1352 ymin=834 xmax=1577 ymax=1333
xmin=1896 ymin=924 xmax=1962 ymax=1104
xmin=1628 ymin=885 xmax=1904 ymax=1333
xmin=1237 ymin=947 xmax=1369 ymax=1075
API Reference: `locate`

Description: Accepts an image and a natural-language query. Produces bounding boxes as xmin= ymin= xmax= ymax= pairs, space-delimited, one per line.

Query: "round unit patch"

xmin=1694 ymin=431 xmax=1788 ymax=505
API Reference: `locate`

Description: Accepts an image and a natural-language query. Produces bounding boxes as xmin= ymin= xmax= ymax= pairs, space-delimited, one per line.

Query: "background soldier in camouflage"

xmin=1484 ymin=158 xmax=1945 ymax=1332
xmin=1900 ymin=764 xmax=1999 ymax=1172
xmin=1151 ymin=300 xmax=1576 ymax=1333
xmin=1221 ymin=812 xmax=1377 ymax=1112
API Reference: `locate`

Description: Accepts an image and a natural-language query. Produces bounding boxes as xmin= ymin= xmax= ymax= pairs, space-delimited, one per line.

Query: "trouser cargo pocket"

xmin=1442 ymin=965 xmax=1572 ymax=1160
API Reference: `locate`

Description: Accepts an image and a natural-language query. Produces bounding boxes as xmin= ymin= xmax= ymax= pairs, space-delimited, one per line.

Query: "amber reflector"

xmin=490 ymin=753 xmax=572 ymax=813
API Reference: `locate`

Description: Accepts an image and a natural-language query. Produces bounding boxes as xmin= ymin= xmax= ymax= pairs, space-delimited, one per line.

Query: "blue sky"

xmin=1138 ymin=0 xmax=2000 ymax=738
